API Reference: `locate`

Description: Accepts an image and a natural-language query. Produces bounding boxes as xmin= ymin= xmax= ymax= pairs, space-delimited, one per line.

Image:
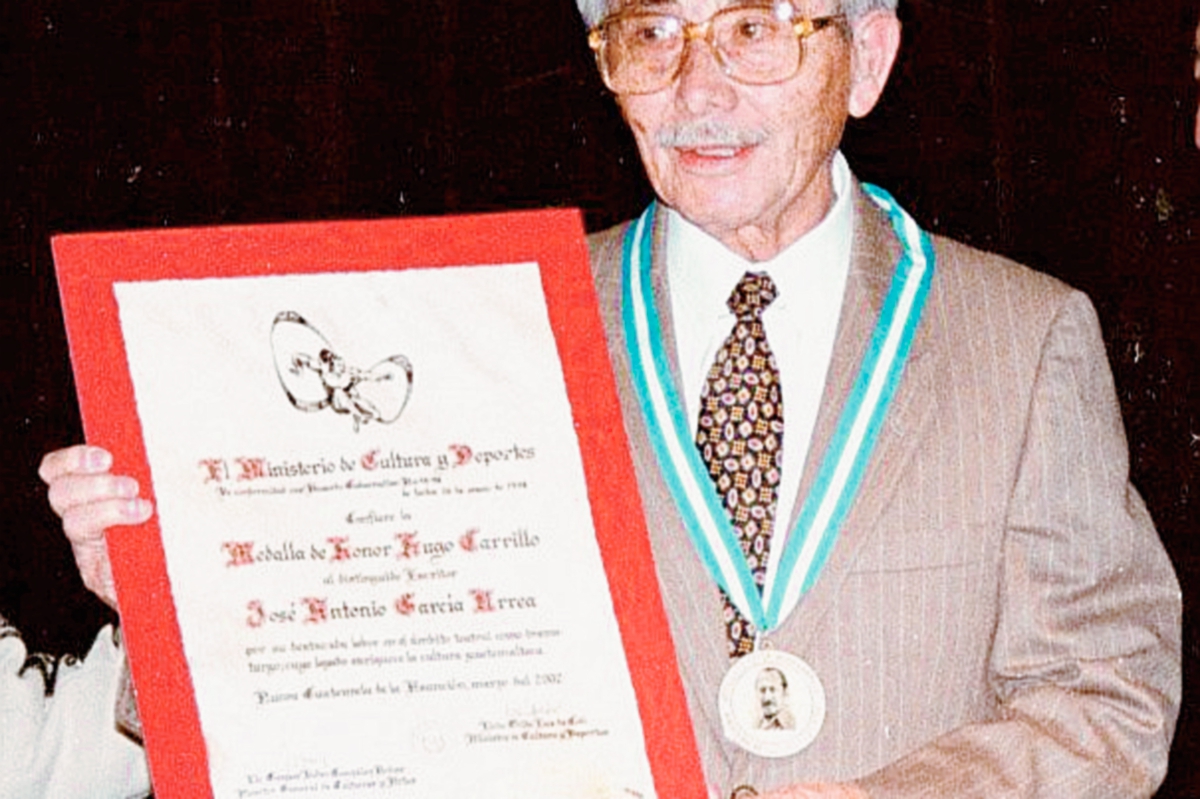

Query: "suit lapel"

xmin=786 ymin=186 xmax=941 ymax=647
xmin=641 ymin=209 xmax=737 ymax=739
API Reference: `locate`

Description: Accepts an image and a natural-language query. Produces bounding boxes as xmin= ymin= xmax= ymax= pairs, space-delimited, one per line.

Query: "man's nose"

xmin=675 ymin=36 xmax=738 ymax=114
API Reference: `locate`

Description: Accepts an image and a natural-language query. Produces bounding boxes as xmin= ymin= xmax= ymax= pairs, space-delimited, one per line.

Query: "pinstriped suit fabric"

xmin=588 ymin=183 xmax=1181 ymax=798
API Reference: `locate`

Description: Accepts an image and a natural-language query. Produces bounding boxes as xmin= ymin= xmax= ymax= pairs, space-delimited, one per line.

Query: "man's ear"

xmin=847 ymin=11 xmax=901 ymax=119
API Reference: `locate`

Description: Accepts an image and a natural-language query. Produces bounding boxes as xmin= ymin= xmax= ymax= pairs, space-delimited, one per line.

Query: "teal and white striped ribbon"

xmin=622 ymin=184 xmax=935 ymax=634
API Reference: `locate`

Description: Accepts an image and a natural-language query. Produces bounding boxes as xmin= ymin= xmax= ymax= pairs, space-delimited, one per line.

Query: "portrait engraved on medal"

xmin=755 ymin=667 xmax=796 ymax=731
xmin=270 ymin=311 xmax=414 ymax=432
xmin=718 ymin=649 xmax=825 ymax=759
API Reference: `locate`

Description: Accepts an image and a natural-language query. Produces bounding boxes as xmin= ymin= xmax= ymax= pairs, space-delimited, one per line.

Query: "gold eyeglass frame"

xmin=588 ymin=4 xmax=846 ymax=95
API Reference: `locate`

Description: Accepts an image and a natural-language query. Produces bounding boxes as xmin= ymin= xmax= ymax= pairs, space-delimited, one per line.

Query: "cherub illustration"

xmin=288 ymin=347 xmax=391 ymax=430
xmin=271 ymin=311 xmax=413 ymax=432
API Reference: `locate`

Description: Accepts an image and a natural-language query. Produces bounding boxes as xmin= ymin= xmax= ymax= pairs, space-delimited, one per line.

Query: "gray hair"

xmin=576 ymin=0 xmax=898 ymax=28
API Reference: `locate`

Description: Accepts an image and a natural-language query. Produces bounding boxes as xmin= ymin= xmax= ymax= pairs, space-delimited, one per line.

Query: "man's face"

xmin=757 ymin=669 xmax=786 ymax=718
xmin=612 ymin=0 xmax=883 ymax=253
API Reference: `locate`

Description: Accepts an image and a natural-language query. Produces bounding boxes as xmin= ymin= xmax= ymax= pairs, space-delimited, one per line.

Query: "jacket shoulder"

xmin=926 ymin=231 xmax=1086 ymax=331
xmin=586 ymin=220 xmax=634 ymax=303
xmin=586 ymin=222 xmax=631 ymax=271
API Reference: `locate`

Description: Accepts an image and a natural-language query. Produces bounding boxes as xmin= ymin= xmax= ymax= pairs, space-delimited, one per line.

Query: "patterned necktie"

xmin=695 ymin=271 xmax=784 ymax=658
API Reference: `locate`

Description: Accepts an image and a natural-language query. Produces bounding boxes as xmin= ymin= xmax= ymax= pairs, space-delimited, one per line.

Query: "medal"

xmin=718 ymin=648 xmax=825 ymax=758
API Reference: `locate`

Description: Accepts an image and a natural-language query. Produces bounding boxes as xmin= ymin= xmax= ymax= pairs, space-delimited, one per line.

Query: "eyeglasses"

xmin=588 ymin=2 xmax=844 ymax=95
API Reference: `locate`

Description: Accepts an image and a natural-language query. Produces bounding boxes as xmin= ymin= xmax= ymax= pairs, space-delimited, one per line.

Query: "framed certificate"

xmin=52 ymin=210 xmax=704 ymax=799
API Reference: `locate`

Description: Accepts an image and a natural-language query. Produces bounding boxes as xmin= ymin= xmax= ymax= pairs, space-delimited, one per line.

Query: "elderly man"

xmin=38 ymin=0 xmax=1181 ymax=797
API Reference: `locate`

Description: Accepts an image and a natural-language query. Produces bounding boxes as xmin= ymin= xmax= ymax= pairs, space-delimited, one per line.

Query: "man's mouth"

xmin=675 ymin=144 xmax=756 ymax=168
xmin=685 ymin=146 xmax=743 ymax=158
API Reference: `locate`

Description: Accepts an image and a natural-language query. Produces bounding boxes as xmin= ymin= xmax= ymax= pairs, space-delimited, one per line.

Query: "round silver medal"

xmin=718 ymin=649 xmax=825 ymax=758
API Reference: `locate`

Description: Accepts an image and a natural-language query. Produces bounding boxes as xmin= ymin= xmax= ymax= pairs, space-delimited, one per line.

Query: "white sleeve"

xmin=0 ymin=619 xmax=151 ymax=799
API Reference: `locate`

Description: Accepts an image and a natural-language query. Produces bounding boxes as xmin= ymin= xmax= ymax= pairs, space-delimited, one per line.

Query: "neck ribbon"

xmin=621 ymin=184 xmax=935 ymax=635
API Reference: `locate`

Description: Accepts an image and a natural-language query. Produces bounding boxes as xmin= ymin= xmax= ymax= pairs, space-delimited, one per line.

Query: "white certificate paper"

xmin=52 ymin=212 xmax=703 ymax=799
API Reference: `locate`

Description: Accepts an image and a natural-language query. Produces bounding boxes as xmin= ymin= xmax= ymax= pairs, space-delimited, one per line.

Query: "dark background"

xmin=2 ymin=0 xmax=1198 ymax=793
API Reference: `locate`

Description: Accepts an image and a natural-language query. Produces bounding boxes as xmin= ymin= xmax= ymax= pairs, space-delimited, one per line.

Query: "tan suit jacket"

xmin=588 ymin=183 xmax=1181 ymax=798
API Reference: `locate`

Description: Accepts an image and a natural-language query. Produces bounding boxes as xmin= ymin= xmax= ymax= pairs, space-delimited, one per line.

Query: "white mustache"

xmin=656 ymin=120 xmax=767 ymax=149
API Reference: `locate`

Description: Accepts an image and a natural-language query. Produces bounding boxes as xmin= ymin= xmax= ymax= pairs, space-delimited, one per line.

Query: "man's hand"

xmin=758 ymin=783 xmax=869 ymax=799
xmin=38 ymin=445 xmax=153 ymax=611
